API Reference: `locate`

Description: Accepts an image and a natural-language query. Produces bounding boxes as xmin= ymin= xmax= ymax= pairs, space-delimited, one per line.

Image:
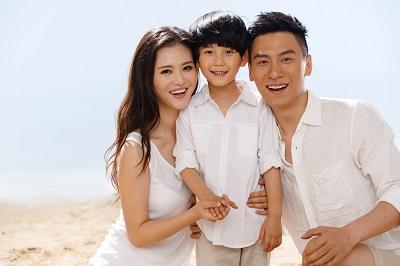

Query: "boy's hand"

xmin=205 ymin=194 xmax=237 ymax=220
xmin=259 ymin=216 xmax=282 ymax=252
xmin=193 ymin=200 xmax=221 ymax=221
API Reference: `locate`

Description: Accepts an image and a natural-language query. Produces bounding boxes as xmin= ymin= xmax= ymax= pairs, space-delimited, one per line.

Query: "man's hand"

xmin=247 ymin=177 xmax=268 ymax=215
xmin=302 ymin=226 xmax=358 ymax=265
xmin=190 ymin=223 xmax=201 ymax=239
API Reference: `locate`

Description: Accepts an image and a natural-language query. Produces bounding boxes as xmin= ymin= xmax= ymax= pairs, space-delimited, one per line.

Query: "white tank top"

xmin=90 ymin=132 xmax=194 ymax=266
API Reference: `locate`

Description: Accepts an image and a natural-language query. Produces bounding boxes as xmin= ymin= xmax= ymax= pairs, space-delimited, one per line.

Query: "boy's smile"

xmin=198 ymin=44 xmax=246 ymax=89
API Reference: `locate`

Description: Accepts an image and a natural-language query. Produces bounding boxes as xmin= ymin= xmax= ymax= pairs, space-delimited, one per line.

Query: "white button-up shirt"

xmin=279 ymin=92 xmax=400 ymax=253
xmin=174 ymin=81 xmax=282 ymax=248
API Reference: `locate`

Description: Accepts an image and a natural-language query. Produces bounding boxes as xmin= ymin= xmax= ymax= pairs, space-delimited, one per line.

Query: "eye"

xmin=225 ymin=49 xmax=236 ymax=55
xmin=256 ymin=59 xmax=268 ymax=65
xmin=203 ymin=49 xmax=213 ymax=55
xmin=183 ymin=65 xmax=194 ymax=71
xmin=282 ymin=57 xmax=293 ymax=63
xmin=160 ymin=69 xmax=172 ymax=75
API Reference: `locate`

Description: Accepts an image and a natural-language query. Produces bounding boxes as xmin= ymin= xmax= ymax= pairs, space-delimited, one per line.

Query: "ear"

xmin=305 ymin=54 xmax=312 ymax=76
xmin=240 ymin=51 xmax=248 ymax=67
xmin=248 ymin=62 xmax=254 ymax=81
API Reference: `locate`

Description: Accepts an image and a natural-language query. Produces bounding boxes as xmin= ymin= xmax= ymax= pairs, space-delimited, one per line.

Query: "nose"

xmin=214 ymin=52 xmax=224 ymax=66
xmin=269 ymin=61 xmax=283 ymax=79
xmin=173 ymin=70 xmax=185 ymax=85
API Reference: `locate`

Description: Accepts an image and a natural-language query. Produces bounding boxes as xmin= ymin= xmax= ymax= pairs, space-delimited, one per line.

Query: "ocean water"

xmin=1 ymin=171 xmax=114 ymax=200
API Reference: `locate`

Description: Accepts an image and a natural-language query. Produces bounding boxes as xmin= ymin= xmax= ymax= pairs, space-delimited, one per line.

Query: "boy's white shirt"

xmin=279 ymin=92 xmax=400 ymax=254
xmin=174 ymin=80 xmax=282 ymax=248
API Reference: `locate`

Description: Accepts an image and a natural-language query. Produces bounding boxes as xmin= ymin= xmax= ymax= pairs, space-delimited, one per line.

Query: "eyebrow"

xmin=156 ymin=61 xmax=194 ymax=70
xmin=252 ymin=49 xmax=296 ymax=60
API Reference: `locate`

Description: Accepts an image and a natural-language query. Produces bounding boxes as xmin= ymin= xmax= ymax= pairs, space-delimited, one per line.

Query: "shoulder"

xmin=120 ymin=133 xmax=145 ymax=168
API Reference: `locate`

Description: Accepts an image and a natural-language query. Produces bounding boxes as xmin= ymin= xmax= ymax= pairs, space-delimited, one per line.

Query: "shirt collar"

xmin=193 ymin=80 xmax=259 ymax=107
xmin=300 ymin=91 xmax=322 ymax=126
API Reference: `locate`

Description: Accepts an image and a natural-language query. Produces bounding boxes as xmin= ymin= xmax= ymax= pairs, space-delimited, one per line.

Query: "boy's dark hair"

xmin=190 ymin=11 xmax=248 ymax=61
xmin=248 ymin=12 xmax=309 ymax=58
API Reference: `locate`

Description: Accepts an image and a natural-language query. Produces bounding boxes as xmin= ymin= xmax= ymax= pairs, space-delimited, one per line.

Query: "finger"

xmin=190 ymin=232 xmax=201 ymax=239
xmin=303 ymin=236 xmax=325 ymax=256
xmin=189 ymin=195 xmax=196 ymax=206
xmin=202 ymin=200 xmax=221 ymax=209
xmin=247 ymin=191 xmax=267 ymax=203
xmin=218 ymin=205 xmax=228 ymax=217
xmin=302 ymin=227 xmax=323 ymax=239
xmin=305 ymin=242 xmax=330 ymax=264
xmin=214 ymin=207 xmax=224 ymax=219
xmin=205 ymin=211 xmax=219 ymax=221
xmin=313 ymin=247 xmax=338 ymax=266
xmin=258 ymin=228 xmax=265 ymax=242
xmin=255 ymin=209 xmax=268 ymax=216
xmin=247 ymin=202 xmax=268 ymax=209
xmin=229 ymin=200 xmax=238 ymax=209
xmin=190 ymin=224 xmax=200 ymax=233
xmin=209 ymin=207 xmax=217 ymax=217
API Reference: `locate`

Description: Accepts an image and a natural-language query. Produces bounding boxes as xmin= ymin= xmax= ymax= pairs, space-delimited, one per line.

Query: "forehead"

xmin=251 ymin=32 xmax=303 ymax=57
xmin=155 ymin=43 xmax=192 ymax=65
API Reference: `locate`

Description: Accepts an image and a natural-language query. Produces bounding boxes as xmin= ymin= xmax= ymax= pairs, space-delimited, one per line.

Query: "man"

xmin=247 ymin=11 xmax=400 ymax=265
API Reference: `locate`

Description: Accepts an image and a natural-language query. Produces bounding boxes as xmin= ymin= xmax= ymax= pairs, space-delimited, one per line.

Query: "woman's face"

xmin=153 ymin=43 xmax=197 ymax=112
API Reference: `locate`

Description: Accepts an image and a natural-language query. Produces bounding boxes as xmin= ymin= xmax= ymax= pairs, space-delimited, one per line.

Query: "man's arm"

xmin=302 ymin=201 xmax=400 ymax=265
xmin=302 ymin=102 xmax=400 ymax=265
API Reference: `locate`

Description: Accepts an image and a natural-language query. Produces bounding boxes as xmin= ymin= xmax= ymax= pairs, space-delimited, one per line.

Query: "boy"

xmin=174 ymin=11 xmax=282 ymax=265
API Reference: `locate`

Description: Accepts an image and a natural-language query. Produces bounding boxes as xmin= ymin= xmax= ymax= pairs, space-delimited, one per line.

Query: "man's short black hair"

xmin=190 ymin=11 xmax=248 ymax=61
xmin=248 ymin=12 xmax=309 ymax=58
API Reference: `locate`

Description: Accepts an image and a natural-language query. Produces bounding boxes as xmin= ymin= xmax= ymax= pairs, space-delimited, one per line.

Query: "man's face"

xmin=249 ymin=32 xmax=312 ymax=110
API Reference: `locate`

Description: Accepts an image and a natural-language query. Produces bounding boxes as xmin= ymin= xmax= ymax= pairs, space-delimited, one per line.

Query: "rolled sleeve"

xmin=258 ymin=102 xmax=283 ymax=175
xmin=173 ymin=107 xmax=200 ymax=176
xmin=352 ymin=102 xmax=400 ymax=213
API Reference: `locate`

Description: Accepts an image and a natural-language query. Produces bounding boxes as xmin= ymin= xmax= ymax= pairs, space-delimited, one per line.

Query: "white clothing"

xmin=90 ymin=132 xmax=194 ymax=266
xmin=278 ymin=92 xmax=400 ymax=253
xmin=174 ymin=81 xmax=282 ymax=248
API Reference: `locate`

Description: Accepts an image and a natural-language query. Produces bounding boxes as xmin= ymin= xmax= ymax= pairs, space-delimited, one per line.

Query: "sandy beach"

xmin=0 ymin=197 xmax=301 ymax=265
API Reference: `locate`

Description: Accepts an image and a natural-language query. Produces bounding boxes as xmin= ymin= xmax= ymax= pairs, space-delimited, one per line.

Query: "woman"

xmin=90 ymin=26 xmax=220 ymax=266
xmin=90 ymin=26 xmax=268 ymax=266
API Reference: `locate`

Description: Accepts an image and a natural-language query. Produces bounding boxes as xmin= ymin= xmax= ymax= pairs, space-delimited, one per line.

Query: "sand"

xmin=0 ymin=197 xmax=301 ymax=265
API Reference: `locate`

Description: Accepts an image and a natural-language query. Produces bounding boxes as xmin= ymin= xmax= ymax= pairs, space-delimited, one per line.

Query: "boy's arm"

xmin=259 ymin=167 xmax=282 ymax=252
xmin=263 ymin=167 xmax=282 ymax=219
xmin=181 ymin=168 xmax=216 ymax=200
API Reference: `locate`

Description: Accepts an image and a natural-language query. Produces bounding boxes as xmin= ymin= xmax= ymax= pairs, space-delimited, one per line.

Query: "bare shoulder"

xmin=118 ymin=140 xmax=146 ymax=176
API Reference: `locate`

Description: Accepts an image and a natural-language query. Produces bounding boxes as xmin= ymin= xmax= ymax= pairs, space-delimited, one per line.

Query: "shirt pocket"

xmin=235 ymin=124 xmax=258 ymax=158
xmin=311 ymin=160 xmax=355 ymax=225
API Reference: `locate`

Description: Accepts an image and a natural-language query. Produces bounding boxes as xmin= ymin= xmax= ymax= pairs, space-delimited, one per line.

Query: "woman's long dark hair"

xmin=105 ymin=26 xmax=195 ymax=194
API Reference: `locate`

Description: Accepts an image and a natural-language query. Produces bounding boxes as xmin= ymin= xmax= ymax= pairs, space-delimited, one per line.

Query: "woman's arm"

xmin=118 ymin=142 xmax=218 ymax=248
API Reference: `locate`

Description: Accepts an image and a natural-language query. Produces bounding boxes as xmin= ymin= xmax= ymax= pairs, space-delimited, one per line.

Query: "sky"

xmin=1 ymin=0 xmax=399 ymax=199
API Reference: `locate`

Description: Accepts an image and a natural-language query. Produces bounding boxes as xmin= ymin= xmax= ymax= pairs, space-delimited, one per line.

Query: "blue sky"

xmin=1 ymin=0 xmax=399 ymax=198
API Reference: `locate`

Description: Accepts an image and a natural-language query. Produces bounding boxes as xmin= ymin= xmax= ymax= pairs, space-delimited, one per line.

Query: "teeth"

xmin=267 ymin=84 xmax=287 ymax=90
xmin=212 ymin=71 xmax=226 ymax=75
xmin=170 ymin=88 xmax=186 ymax=95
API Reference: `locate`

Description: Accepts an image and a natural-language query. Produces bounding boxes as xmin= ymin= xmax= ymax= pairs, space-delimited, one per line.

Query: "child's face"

xmin=198 ymin=44 xmax=246 ymax=88
xmin=153 ymin=43 xmax=198 ymax=112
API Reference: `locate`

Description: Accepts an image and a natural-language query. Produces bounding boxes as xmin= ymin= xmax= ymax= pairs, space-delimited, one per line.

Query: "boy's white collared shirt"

xmin=174 ymin=81 xmax=281 ymax=248
xmin=280 ymin=92 xmax=400 ymax=253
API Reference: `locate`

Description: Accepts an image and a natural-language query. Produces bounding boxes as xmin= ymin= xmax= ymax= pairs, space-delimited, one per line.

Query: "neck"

xmin=208 ymin=79 xmax=240 ymax=98
xmin=272 ymin=91 xmax=308 ymax=137
xmin=151 ymin=105 xmax=178 ymax=139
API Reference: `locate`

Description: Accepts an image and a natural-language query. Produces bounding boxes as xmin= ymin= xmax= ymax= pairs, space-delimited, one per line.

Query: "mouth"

xmin=266 ymin=84 xmax=288 ymax=92
xmin=210 ymin=70 xmax=228 ymax=76
xmin=169 ymin=88 xmax=188 ymax=97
